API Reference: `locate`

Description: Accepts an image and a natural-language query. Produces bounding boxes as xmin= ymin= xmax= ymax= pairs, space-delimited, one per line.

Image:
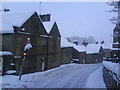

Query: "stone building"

xmin=102 ymin=43 xmax=112 ymax=59
xmin=73 ymin=45 xmax=86 ymax=64
xmin=85 ymin=44 xmax=104 ymax=63
xmin=1 ymin=12 xmax=61 ymax=74
xmin=60 ymin=38 xmax=104 ymax=64
xmin=111 ymin=24 xmax=120 ymax=62
xmin=61 ymin=47 xmax=73 ymax=64
xmin=47 ymin=22 xmax=61 ymax=69
xmin=60 ymin=38 xmax=73 ymax=64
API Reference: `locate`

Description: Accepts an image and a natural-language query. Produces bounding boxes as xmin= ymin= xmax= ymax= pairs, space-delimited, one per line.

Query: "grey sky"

xmin=2 ymin=2 xmax=116 ymax=42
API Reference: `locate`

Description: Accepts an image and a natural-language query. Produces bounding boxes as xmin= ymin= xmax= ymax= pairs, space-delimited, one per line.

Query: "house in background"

xmin=73 ymin=43 xmax=104 ymax=64
xmin=85 ymin=44 xmax=104 ymax=63
xmin=1 ymin=12 xmax=61 ymax=75
xmin=73 ymin=45 xmax=86 ymax=64
xmin=61 ymin=38 xmax=104 ymax=64
xmin=102 ymin=43 xmax=112 ymax=59
xmin=111 ymin=24 xmax=120 ymax=62
xmin=60 ymin=37 xmax=73 ymax=64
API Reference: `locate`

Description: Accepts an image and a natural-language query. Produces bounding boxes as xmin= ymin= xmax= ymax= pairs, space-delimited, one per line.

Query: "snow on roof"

xmin=86 ymin=44 xmax=102 ymax=54
xmin=86 ymin=44 xmax=101 ymax=54
xmin=61 ymin=37 xmax=73 ymax=48
xmin=42 ymin=21 xmax=54 ymax=33
xmin=74 ymin=44 xmax=102 ymax=54
xmin=1 ymin=11 xmax=36 ymax=33
xmin=61 ymin=41 xmax=103 ymax=54
xmin=61 ymin=41 xmax=105 ymax=54
xmin=6 ymin=70 xmax=16 ymax=74
xmin=74 ymin=45 xmax=86 ymax=52
xmin=0 ymin=51 xmax=13 ymax=56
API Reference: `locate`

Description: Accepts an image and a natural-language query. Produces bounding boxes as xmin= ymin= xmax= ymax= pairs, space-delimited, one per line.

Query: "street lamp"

xmin=0 ymin=8 xmax=10 ymax=12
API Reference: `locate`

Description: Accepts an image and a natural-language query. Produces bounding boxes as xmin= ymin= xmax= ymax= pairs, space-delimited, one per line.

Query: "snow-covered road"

xmin=2 ymin=63 xmax=106 ymax=88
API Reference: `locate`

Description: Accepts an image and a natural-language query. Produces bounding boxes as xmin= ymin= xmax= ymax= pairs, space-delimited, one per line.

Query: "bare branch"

xmin=106 ymin=9 xmax=118 ymax=12
xmin=109 ymin=17 xmax=118 ymax=21
xmin=106 ymin=1 xmax=120 ymax=24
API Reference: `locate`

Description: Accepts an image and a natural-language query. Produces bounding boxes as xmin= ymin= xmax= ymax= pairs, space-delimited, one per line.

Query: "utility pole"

xmin=39 ymin=2 xmax=42 ymax=15
xmin=19 ymin=38 xmax=32 ymax=81
xmin=19 ymin=55 xmax=26 ymax=80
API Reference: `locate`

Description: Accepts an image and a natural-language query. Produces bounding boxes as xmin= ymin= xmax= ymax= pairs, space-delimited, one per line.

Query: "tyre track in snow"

xmin=73 ymin=65 xmax=102 ymax=88
xmin=34 ymin=63 xmax=102 ymax=88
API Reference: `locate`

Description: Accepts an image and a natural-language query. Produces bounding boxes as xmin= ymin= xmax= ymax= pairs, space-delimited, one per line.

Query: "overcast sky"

xmin=2 ymin=2 xmax=116 ymax=42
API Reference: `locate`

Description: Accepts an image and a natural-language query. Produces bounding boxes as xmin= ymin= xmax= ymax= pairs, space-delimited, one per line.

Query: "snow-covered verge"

xmin=1 ymin=63 xmax=105 ymax=88
xmin=102 ymin=61 xmax=120 ymax=84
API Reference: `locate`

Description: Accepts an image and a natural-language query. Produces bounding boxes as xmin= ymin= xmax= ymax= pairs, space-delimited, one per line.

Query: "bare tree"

xmin=107 ymin=1 xmax=120 ymax=24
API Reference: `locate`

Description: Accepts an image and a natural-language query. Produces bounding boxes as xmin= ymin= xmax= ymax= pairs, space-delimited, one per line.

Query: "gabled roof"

xmin=2 ymin=11 xmax=35 ymax=33
xmin=2 ymin=11 xmax=47 ymax=35
xmin=74 ymin=45 xmax=86 ymax=52
xmin=86 ymin=44 xmax=102 ymax=54
xmin=20 ymin=12 xmax=47 ymax=35
xmin=113 ymin=24 xmax=120 ymax=32
xmin=49 ymin=22 xmax=61 ymax=38
xmin=61 ymin=37 xmax=73 ymax=48
xmin=74 ymin=44 xmax=103 ymax=54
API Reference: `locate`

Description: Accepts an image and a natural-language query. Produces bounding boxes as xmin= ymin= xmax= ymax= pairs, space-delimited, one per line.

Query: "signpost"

xmin=19 ymin=55 xmax=26 ymax=81
xmin=19 ymin=38 xmax=32 ymax=81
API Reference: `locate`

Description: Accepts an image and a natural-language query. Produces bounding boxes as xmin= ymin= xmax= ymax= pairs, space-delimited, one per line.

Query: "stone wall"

xmin=1 ymin=34 xmax=14 ymax=52
xmin=60 ymin=47 xmax=73 ymax=64
xmin=79 ymin=52 xmax=86 ymax=64
xmin=47 ymin=38 xmax=61 ymax=69
xmin=103 ymin=66 xmax=119 ymax=89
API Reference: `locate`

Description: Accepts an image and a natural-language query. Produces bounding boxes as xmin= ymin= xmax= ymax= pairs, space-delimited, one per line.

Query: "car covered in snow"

xmin=70 ymin=59 xmax=79 ymax=63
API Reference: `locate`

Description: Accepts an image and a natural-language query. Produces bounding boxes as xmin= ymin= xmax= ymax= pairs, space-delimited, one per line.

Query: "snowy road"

xmin=2 ymin=63 xmax=106 ymax=88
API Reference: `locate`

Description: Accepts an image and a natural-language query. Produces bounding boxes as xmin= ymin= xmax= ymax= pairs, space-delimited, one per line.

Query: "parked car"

xmin=71 ymin=59 xmax=79 ymax=63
